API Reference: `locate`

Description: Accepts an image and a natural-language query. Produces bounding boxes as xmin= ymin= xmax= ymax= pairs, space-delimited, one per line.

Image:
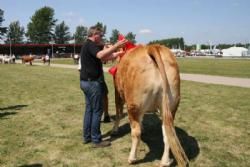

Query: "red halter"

xmin=108 ymin=34 xmax=137 ymax=76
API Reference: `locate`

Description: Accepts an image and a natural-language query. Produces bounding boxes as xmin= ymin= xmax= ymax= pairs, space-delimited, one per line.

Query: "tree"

xmin=26 ymin=6 xmax=57 ymax=43
xmin=73 ymin=25 xmax=88 ymax=44
xmin=0 ymin=9 xmax=7 ymax=40
xmin=217 ymin=44 xmax=234 ymax=49
xmin=184 ymin=44 xmax=195 ymax=51
xmin=149 ymin=37 xmax=185 ymax=49
xmin=54 ymin=21 xmax=71 ymax=44
xmin=125 ymin=32 xmax=136 ymax=44
xmin=5 ymin=21 xmax=25 ymax=44
xmin=109 ymin=29 xmax=120 ymax=44
xmin=0 ymin=9 xmax=3 ymax=25
xmin=200 ymin=44 xmax=209 ymax=50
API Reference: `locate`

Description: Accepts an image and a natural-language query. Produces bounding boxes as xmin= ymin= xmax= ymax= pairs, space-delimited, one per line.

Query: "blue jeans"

xmin=80 ymin=80 xmax=105 ymax=144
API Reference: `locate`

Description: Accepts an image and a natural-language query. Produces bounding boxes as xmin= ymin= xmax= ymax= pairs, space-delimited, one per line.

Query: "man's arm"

xmin=96 ymin=39 xmax=127 ymax=60
xmin=101 ymin=50 xmax=125 ymax=61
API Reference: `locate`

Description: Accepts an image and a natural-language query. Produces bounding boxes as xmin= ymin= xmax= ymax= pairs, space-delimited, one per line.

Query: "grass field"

xmin=177 ymin=57 xmax=250 ymax=78
xmin=0 ymin=64 xmax=249 ymax=167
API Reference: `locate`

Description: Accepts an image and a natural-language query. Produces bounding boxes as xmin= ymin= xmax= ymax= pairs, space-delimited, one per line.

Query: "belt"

xmin=82 ymin=78 xmax=98 ymax=81
xmin=81 ymin=75 xmax=104 ymax=82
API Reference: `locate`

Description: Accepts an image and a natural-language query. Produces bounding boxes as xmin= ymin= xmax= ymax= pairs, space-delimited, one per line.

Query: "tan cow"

xmin=112 ymin=44 xmax=188 ymax=167
xmin=21 ymin=55 xmax=35 ymax=65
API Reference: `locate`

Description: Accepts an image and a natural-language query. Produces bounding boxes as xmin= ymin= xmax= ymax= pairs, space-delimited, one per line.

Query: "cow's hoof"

xmin=128 ymin=158 xmax=137 ymax=164
xmin=160 ymin=158 xmax=173 ymax=167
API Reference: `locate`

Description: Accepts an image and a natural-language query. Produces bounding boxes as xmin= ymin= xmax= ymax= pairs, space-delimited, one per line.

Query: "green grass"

xmin=0 ymin=64 xmax=249 ymax=167
xmin=177 ymin=58 xmax=250 ymax=78
xmin=34 ymin=58 xmax=76 ymax=65
xmin=51 ymin=58 xmax=76 ymax=65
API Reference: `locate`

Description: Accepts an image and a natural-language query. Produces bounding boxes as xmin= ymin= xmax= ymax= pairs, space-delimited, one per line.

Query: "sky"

xmin=1 ymin=0 xmax=250 ymax=45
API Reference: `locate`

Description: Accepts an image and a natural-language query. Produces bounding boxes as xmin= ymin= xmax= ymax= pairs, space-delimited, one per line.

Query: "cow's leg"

xmin=160 ymin=124 xmax=173 ymax=167
xmin=102 ymin=94 xmax=109 ymax=120
xmin=111 ymin=88 xmax=124 ymax=135
xmin=128 ymin=105 xmax=141 ymax=164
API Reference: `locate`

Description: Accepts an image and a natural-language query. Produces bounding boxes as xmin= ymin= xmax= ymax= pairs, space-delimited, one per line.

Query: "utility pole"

xmin=10 ymin=39 xmax=12 ymax=56
xmin=9 ymin=29 xmax=12 ymax=56
xmin=74 ymin=35 xmax=76 ymax=56
xmin=52 ymin=43 xmax=53 ymax=58
xmin=50 ymin=40 xmax=55 ymax=58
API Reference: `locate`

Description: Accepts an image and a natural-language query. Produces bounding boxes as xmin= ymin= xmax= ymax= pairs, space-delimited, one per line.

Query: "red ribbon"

xmin=108 ymin=34 xmax=137 ymax=76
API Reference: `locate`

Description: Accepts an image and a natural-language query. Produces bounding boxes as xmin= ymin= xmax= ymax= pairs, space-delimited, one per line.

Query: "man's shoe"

xmin=92 ymin=140 xmax=111 ymax=148
xmin=83 ymin=140 xmax=91 ymax=144
xmin=103 ymin=116 xmax=111 ymax=123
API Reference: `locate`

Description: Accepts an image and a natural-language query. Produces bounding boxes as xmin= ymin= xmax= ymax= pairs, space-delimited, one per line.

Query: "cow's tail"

xmin=147 ymin=45 xmax=189 ymax=166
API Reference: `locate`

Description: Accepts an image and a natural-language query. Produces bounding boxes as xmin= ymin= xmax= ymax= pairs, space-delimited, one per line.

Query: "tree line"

xmin=149 ymin=38 xmax=249 ymax=51
xmin=0 ymin=7 xmax=136 ymax=45
xmin=0 ymin=7 xmax=249 ymax=50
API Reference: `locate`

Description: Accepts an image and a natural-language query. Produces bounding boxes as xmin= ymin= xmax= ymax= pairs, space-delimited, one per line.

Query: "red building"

xmin=0 ymin=43 xmax=82 ymax=58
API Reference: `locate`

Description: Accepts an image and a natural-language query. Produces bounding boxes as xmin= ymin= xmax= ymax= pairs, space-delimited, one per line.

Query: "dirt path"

xmin=21 ymin=61 xmax=250 ymax=88
xmin=180 ymin=73 xmax=250 ymax=88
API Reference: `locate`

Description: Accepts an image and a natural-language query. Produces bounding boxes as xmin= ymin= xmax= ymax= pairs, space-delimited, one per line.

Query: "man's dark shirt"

xmin=80 ymin=39 xmax=104 ymax=81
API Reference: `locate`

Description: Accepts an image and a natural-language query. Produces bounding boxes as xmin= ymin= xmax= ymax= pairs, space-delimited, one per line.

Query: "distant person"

xmin=45 ymin=54 xmax=50 ymax=65
xmin=79 ymin=25 xmax=127 ymax=147
xmin=11 ymin=55 xmax=16 ymax=63
xmin=74 ymin=54 xmax=79 ymax=64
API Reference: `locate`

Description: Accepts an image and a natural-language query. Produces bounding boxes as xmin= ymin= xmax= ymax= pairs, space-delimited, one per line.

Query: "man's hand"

xmin=114 ymin=39 xmax=128 ymax=49
xmin=113 ymin=50 xmax=126 ymax=58
xmin=97 ymin=39 xmax=128 ymax=60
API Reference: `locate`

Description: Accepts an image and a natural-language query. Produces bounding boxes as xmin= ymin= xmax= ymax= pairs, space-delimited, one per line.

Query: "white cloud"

xmin=139 ymin=29 xmax=152 ymax=34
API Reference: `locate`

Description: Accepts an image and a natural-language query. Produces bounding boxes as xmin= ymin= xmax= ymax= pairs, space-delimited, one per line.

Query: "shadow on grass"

xmin=18 ymin=164 xmax=43 ymax=167
xmin=102 ymin=113 xmax=130 ymax=140
xmin=0 ymin=105 xmax=28 ymax=119
xmin=106 ymin=113 xmax=199 ymax=166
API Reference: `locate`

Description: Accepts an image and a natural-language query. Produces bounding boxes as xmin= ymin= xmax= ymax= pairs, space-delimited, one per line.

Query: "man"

xmin=45 ymin=54 xmax=50 ymax=65
xmin=11 ymin=55 xmax=16 ymax=63
xmin=80 ymin=26 xmax=127 ymax=148
xmin=74 ymin=54 xmax=79 ymax=64
xmin=78 ymin=56 xmax=111 ymax=123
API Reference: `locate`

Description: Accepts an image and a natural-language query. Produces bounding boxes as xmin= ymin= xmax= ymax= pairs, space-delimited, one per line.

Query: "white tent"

xmin=222 ymin=46 xmax=248 ymax=57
